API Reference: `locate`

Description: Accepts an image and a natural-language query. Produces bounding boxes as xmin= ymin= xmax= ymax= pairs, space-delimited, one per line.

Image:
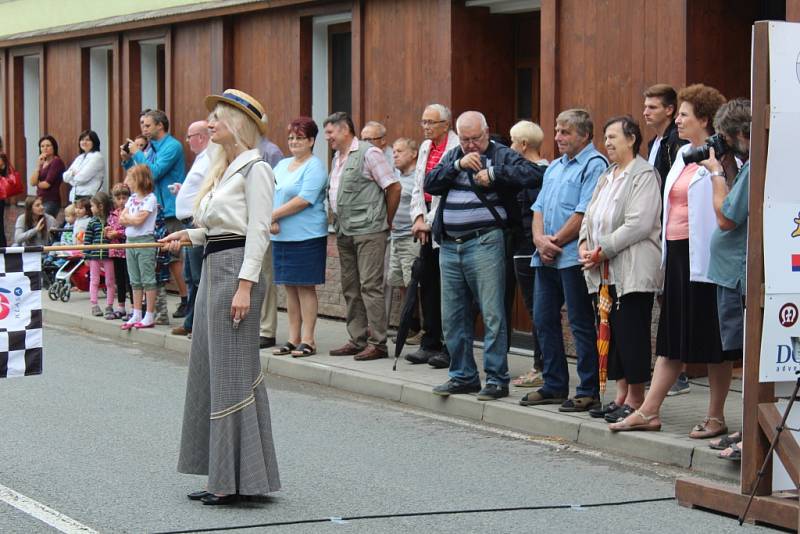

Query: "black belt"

xmin=443 ymin=226 xmax=499 ymax=244
xmin=203 ymin=234 xmax=246 ymax=258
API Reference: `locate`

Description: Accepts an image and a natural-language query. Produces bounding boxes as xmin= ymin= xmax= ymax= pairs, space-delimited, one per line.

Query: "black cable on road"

xmin=151 ymin=496 xmax=676 ymax=534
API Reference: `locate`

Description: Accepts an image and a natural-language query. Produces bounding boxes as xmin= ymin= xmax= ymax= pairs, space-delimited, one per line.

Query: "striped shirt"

xmin=442 ymin=160 xmax=506 ymax=236
xmin=391 ymin=169 xmax=416 ymax=239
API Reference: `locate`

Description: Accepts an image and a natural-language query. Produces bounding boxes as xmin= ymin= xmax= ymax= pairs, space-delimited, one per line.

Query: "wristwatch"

xmin=710 ymin=170 xmax=725 ymax=178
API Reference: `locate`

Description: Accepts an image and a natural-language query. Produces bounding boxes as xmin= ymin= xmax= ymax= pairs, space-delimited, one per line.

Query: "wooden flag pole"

xmin=41 ymin=241 xmax=194 ymax=253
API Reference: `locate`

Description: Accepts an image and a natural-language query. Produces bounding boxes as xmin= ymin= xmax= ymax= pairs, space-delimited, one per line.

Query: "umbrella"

xmin=393 ymin=255 xmax=424 ymax=371
xmin=595 ymin=259 xmax=612 ymax=397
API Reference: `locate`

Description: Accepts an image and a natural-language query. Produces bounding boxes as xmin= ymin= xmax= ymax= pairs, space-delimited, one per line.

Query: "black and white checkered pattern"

xmin=0 ymin=247 xmax=43 ymax=378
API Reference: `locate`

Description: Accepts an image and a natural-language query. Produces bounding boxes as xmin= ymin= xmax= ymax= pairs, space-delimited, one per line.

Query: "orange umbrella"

xmin=594 ymin=254 xmax=612 ymax=397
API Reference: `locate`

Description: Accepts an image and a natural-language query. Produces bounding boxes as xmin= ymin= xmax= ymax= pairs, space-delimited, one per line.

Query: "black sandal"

xmin=709 ymin=431 xmax=742 ymax=450
xmin=291 ymin=343 xmax=316 ymax=358
xmin=273 ymin=342 xmax=296 ymax=355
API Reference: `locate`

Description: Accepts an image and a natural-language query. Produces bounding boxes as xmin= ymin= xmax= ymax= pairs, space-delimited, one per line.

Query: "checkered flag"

xmin=0 ymin=247 xmax=43 ymax=378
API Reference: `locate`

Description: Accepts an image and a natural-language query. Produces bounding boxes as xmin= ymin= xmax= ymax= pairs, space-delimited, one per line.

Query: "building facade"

xmin=0 ymin=0 xmax=794 ymax=330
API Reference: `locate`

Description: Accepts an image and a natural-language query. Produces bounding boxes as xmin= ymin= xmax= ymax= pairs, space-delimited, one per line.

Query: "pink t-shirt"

xmin=665 ymin=164 xmax=697 ymax=240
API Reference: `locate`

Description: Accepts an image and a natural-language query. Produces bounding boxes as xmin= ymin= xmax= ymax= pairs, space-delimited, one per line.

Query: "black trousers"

xmin=419 ymin=240 xmax=444 ymax=352
xmin=113 ymin=256 xmax=133 ymax=306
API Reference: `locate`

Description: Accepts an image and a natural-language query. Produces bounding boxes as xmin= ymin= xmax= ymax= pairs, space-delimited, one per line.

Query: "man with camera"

xmin=424 ymin=111 xmax=542 ymax=401
xmin=698 ymin=98 xmax=751 ymax=363
xmin=121 ymin=109 xmax=188 ymax=318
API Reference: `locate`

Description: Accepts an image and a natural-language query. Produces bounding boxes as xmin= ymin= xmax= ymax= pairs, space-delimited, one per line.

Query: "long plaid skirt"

xmin=177 ymin=246 xmax=281 ymax=495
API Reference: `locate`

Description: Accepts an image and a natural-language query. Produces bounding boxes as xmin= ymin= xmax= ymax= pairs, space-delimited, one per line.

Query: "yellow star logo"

xmin=794 ymin=212 xmax=800 ymax=238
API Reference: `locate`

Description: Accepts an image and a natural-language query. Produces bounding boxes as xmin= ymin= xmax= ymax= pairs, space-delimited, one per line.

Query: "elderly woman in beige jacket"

xmin=578 ymin=116 xmax=663 ymax=425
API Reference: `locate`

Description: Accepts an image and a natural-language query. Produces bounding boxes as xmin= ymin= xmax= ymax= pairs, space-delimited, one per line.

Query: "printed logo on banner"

xmin=780 ymin=303 xmax=799 ymax=327
xmin=0 ymin=289 xmax=10 ymax=320
xmin=0 ymin=286 xmax=24 ymax=323
xmin=793 ymin=211 xmax=800 ymax=237
xmin=793 ymin=254 xmax=800 ymax=272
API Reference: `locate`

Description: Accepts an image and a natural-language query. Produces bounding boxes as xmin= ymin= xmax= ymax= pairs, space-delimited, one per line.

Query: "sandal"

xmin=519 ymin=389 xmax=567 ymax=407
xmin=559 ymin=396 xmax=601 ymax=412
xmin=718 ymin=441 xmax=742 ymax=461
xmin=511 ymin=370 xmax=544 ymax=388
xmin=689 ymin=417 xmax=728 ymax=440
xmin=272 ymin=342 xmax=297 ymax=356
xmin=609 ymin=410 xmax=662 ymax=432
xmin=291 ymin=343 xmax=317 ymax=358
xmin=709 ymin=431 xmax=742 ymax=450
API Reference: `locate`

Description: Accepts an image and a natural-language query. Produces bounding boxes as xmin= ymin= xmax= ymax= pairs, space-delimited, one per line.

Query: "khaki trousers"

xmin=337 ymin=230 xmax=388 ymax=348
xmin=259 ymin=245 xmax=278 ymax=338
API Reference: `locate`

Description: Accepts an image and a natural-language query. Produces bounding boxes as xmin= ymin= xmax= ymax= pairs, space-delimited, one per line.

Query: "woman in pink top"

xmin=611 ymin=84 xmax=734 ymax=438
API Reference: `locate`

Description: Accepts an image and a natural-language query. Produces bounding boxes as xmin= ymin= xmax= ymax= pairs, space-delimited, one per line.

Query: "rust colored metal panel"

xmin=686 ymin=0 xmax=758 ymax=100
xmin=43 ymin=41 xmax=82 ymax=168
xmin=450 ymin=2 xmax=515 ymax=139
xmin=360 ymin=0 xmax=452 ymax=142
xmin=231 ymin=8 xmax=301 ymax=153
xmin=171 ymin=22 xmax=213 ymax=165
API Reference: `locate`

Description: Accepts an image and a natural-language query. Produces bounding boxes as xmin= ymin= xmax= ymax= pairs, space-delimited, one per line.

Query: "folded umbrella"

xmin=596 ymin=260 xmax=612 ymax=397
xmin=393 ymin=255 xmax=424 ymax=371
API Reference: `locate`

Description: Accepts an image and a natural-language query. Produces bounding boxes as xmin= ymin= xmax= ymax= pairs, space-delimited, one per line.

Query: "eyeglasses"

xmin=420 ymin=120 xmax=446 ymax=127
xmin=287 ymin=136 xmax=308 ymax=142
xmin=459 ymin=133 xmax=485 ymax=145
xmin=362 ymin=136 xmax=385 ymax=142
xmin=185 ymin=133 xmax=202 ymax=142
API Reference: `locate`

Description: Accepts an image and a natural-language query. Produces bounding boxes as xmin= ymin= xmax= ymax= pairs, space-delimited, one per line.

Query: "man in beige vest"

xmin=324 ymin=112 xmax=401 ymax=361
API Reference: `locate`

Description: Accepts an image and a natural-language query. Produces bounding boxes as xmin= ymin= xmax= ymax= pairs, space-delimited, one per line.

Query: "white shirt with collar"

xmin=63 ymin=151 xmax=105 ymax=201
xmin=661 ymin=143 xmax=716 ymax=283
xmin=409 ymin=130 xmax=460 ymax=247
xmin=175 ymin=147 xmax=210 ymax=221
xmin=186 ymin=148 xmax=275 ymax=282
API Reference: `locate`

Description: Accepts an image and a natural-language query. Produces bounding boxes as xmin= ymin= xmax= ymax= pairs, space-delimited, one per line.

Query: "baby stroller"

xmin=47 ymin=253 xmax=105 ymax=302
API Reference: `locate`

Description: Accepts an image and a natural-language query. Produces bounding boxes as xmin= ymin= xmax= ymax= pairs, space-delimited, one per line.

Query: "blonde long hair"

xmin=195 ymin=103 xmax=264 ymax=208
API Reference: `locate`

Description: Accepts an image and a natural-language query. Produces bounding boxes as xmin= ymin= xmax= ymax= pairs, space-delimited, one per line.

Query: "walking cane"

xmin=739 ymin=336 xmax=800 ymax=525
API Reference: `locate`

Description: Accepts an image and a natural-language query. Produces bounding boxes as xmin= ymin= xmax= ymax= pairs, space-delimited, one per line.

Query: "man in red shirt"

xmin=407 ymin=104 xmax=460 ymax=368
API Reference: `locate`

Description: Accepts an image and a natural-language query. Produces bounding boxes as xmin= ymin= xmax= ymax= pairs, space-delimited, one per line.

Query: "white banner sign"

xmin=760 ymin=22 xmax=800 ymax=381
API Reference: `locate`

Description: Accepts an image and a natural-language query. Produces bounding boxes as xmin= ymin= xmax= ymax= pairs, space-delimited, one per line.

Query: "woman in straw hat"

xmin=161 ymin=89 xmax=280 ymax=505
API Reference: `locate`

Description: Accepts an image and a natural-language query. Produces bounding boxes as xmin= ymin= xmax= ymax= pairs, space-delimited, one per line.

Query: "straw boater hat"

xmin=204 ymin=89 xmax=268 ymax=135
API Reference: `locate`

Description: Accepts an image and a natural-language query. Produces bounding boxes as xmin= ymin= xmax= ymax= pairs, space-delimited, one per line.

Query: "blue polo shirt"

xmin=272 ymin=156 xmax=329 ymax=242
xmin=708 ymin=161 xmax=749 ymax=292
xmin=531 ymin=143 xmax=606 ymax=269
xmin=123 ymin=133 xmax=185 ymax=218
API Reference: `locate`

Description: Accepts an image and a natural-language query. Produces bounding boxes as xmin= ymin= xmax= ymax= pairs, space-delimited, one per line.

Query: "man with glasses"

xmin=361 ymin=121 xmax=393 ymax=168
xmin=407 ymin=104 xmax=459 ymax=369
xmin=425 ymin=111 xmax=542 ymax=400
xmin=170 ymin=120 xmax=210 ymax=337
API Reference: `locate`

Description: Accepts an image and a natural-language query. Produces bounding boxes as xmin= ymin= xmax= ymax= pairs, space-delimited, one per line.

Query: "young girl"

xmin=72 ymin=197 xmax=92 ymax=244
xmin=83 ymin=192 xmax=117 ymax=317
xmin=119 ymin=164 xmax=158 ymax=330
xmin=60 ymin=204 xmax=76 ymax=246
xmin=105 ymin=183 xmax=132 ymax=320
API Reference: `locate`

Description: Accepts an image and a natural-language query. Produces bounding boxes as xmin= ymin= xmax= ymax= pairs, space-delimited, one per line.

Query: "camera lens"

xmin=682 ymin=145 xmax=710 ymax=164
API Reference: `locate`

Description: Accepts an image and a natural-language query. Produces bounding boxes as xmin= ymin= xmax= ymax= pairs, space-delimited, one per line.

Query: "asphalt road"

xmin=0 ymin=326 xmax=771 ymax=534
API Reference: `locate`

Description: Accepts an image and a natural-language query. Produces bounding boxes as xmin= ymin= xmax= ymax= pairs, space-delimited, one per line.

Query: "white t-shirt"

xmin=175 ymin=148 xmax=210 ymax=220
xmin=124 ymin=192 xmax=158 ymax=238
xmin=648 ymin=136 xmax=662 ymax=166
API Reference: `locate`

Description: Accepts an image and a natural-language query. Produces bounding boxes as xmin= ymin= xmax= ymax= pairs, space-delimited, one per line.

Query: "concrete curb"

xmin=45 ymin=306 xmax=740 ymax=482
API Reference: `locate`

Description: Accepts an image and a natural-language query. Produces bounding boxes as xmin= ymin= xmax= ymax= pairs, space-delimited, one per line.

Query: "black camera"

xmin=682 ymin=133 xmax=727 ymax=164
xmin=123 ymin=141 xmax=131 ymax=154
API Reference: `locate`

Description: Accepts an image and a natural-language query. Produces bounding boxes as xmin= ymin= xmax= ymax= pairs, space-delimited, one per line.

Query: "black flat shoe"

xmin=187 ymin=490 xmax=210 ymax=501
xmin=201 ymin=493 xmax=239 ymax=506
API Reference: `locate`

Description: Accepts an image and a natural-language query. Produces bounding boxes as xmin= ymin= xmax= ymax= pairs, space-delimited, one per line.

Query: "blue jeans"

xmin=183 ymin=245 xmax=204 ymax=330
xmin=533 ymin=265 xmax=598 ymax=398
xmin=440 ymin=228 xmax=509 ymax=386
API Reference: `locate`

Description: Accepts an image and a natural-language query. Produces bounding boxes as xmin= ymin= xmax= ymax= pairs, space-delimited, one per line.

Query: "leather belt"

xmin=443 ymin=226 xmax=499 ymax=244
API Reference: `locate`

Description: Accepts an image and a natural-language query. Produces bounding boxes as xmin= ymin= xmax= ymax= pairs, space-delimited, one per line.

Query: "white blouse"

xmin=186 ymin=148 xmax=274 ymax=282
xmin=63 ymin=151 xmax=105 ymax=200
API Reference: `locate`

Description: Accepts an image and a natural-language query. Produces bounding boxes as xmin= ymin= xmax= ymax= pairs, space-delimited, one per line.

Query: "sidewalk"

xmin=43 ymin=290 xmax=743 ymax=482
